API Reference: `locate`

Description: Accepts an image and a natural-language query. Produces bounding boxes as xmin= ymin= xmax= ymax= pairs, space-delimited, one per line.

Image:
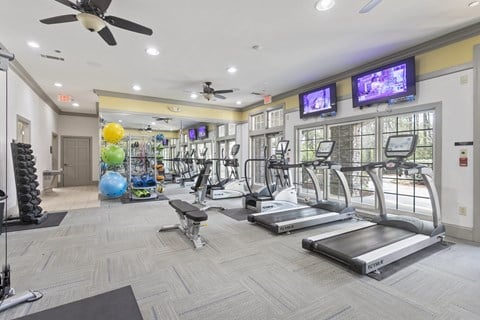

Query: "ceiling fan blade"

xmin=359 ymin=0 xmax=382 ymax=13
xmin=214 ymin=94 xmax=226 ymax=100
xmin=40 ymin=14 xmax=78 ymax=24
xmin=54 ymin=0 xmax=78 ymax=10
xmin=98 ymin=26 xmax=117 ymax=46
xmin=104 ymin=15 xmax=153 ymax=35
xmin=214 ymin=90 xmax=233 ymax=94
xmin=91 ymin=0 xmax=112 ymax=12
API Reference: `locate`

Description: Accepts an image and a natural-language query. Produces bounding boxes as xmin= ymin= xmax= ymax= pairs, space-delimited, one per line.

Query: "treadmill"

xmin=247 ymin=140 xmax=355 ymax=233
xmin=302 ymin=134 xmax=446 ymax=274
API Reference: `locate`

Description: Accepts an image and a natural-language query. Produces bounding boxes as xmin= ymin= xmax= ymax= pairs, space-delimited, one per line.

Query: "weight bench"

xmin=159 ymin=199 xmax=208 ymax=249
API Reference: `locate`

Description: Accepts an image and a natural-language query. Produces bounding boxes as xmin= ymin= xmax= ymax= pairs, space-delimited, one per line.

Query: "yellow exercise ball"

xmin=103 ymin=123 xmax=125 ymax=144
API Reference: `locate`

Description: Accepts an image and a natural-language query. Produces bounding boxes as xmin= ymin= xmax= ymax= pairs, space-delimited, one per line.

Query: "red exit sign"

xmin=57 ymin=94 xmax=72 ymax=103
xmin=263 ymin=95 xmax=272 ymax=104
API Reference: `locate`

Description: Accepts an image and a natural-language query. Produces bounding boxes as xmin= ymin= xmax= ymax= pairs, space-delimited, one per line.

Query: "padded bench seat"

xmin=169 ymin=199 xmax=200 ymax=213
xmin=184 ymin=210 xmax=208 ymax=222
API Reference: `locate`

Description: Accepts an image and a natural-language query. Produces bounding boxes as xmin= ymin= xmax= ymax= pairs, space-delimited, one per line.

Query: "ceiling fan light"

xmin=315 ymin=0 xmax=335 ymax=11
xmin=77 ymin=13 xmax=106 ymax=32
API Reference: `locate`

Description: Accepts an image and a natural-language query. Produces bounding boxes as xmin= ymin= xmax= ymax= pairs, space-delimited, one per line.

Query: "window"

xmin=17 ymin=116 xmax=31 ymax=144
xmin=297 ymin=109 xmax=436 ymax=217
xmin=218 ymin=125 xmax=226 ymax=138
xmin=380 ymin=111 xmax=434 ymax=215
xmin=250 ymin=135 xmax=266 ymax=185
xmin=268 ymin=108 xmax=283 ymax=128
xmin=251 ymin=113 xmax=265 ymax=131
xmin=329 ymin=119 xmax=377 ymax=207
xmin=228 ymin=123 xmax=236 ymax=136
xmin=297 ymin=128 xmax=326 ymax=198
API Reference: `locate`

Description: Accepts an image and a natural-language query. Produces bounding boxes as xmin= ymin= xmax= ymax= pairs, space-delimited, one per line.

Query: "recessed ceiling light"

xmin=72 ymin=102 xmax=79 ymax=107
xmin=146 ymin=47 xmax=160 ymax=56
xmin=54 ymin=82 xmax=63 ymax=87
xmin=190 ymin=93 xmax=198 ymax=99
xmin=151 ymin=122 xmax=156 ymax=125
xmin=27 ymin=41 xmax=40 ymax=48
xmin=132 ymin=85 xmax=141 ymax=91
xmin=236 ymin=101 xmax=242 ymax=105
xmin=315 ymin=0 xmax=335 ymax=11
xmin=227 ymin=66 xmax=238 ymax=74
xmin=118 ymin=119 xmax=123 ymax=123
xmin=469 ymin=1 xmax=480 ymax=7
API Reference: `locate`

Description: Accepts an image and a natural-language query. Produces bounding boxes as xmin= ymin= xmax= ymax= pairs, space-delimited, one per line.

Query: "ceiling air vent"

xmin=40 ymin=54 xmax=65 ymax=61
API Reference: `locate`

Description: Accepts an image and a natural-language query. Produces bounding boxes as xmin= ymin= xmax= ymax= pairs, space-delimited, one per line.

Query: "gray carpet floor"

xmin=1 ymin=184 xmax=479 ymax=319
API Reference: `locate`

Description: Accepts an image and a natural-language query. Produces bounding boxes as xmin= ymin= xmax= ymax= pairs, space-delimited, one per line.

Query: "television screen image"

xmin=188 ymin=128 xmax=196 ymax=140
xmin=352 ymin=57 xmax=416 ymax=108
xmin=299 ymin=84 xmax=337 ymax=119
xmin=162 ymin=139 xmax=169 ymax=146
xmin=197 ymin=126 xmax=208 ymax=139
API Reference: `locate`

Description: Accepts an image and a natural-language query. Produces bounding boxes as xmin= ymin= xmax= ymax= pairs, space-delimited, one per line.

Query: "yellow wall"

xmin=99 ymin=34 xmax=480 ymax=123
xmin=99 ymin=96 xmax=242 ymax=123
xmin=123 ymin=128 xmax=179 ymax=139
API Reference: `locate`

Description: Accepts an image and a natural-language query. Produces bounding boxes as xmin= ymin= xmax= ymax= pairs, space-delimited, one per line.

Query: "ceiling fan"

xmin=152 ymin=116 xmax=172 ymax=124
xmin=40 ymin=0 xmax=153 ymax=46
xmin=359 ymin=0 xmax=382 ymax=13
xmin=200 ymin=82 xmax=234 ymax=101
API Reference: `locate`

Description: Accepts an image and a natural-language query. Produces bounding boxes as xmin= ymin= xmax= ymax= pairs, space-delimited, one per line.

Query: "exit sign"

xmin=57 ymin=94 xmax=72 ymax=103
xmin=263 ymin=95 xmax=272 ymax=104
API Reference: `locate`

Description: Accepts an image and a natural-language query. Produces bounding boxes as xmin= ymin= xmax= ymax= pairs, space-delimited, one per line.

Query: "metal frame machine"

xmin=302 ymin=134 xmax=446 ymax=274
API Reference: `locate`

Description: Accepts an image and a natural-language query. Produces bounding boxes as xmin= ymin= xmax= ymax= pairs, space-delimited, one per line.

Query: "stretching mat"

xmin=5 ymin=211 xmax=67 ymax=232
xmin=14 ymin=286 xmax=143 ymax=320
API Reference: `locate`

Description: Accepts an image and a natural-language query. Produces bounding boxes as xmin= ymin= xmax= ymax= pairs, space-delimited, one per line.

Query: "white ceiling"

xmin=0 ymin=0 xmax=480 ymax=115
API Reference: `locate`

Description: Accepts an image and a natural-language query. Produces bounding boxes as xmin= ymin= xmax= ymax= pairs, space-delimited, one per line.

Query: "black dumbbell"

xmin=18 ymin=176 xmax=31 ymax=184
xmin=30 ymin=189 xmax=40 ymax=196
xmin=17 ymin=169 xmax=29 ymax=177
xmin=28 ymin=174 xmax=38 ymax=180
xmin=31 ymin=198 xmax=42 ymax=206
xmin=18 ymin=185 xmax=31 ymax=193
xmin=16 ymin=155 xmax=26 ymax=161
xmin=27 ymin=167 xmax=37 ymax=174
xmin=18 ymin=143 xmax=32 ymax=149
xmin=19 ymin=194 xmax=32 ymax=202
xmin=30 ymin=181 xmax=40 ymax=188
xmin=20 ymin=203 xmax=34 ymax=213
xmin=17 ymin=161 xmax=29 ymax=169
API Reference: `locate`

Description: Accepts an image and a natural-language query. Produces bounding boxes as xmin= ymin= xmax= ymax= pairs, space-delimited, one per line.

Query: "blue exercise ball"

xmin=99 ymin=171 xmax=127 ymax=198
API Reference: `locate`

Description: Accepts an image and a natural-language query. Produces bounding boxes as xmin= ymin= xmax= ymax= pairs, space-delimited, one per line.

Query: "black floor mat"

xmin=14 ymin=286 xmax=143 ymax=320
xmin=4 ymin=211 xmax=67 ymax=232
xmin=367 ymin=241 xmax=455 ymax=281
xmin=221 ymin=208 xmax=256 ymax=221
xmin=121 ymin=194 xmax=169 ymax=204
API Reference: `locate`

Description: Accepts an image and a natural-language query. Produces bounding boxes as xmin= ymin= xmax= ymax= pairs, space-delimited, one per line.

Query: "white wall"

xmin=284 ymin=69 xmax=474 ymax=230
xmin=57 ymin=115 xmax=100 ymax=183
xmin=0 ymin=69 xmax=58 ymax=214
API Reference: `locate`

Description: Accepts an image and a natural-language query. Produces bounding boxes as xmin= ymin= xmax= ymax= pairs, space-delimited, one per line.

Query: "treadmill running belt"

xmin=312 ymin=225 xmax=415 ymax=260
xmin=253 ymin=207 xmax=332 ymax=224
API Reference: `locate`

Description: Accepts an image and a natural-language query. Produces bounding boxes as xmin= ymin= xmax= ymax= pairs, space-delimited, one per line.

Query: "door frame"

xmin=60 ymin=135 xmax=92 ymax=187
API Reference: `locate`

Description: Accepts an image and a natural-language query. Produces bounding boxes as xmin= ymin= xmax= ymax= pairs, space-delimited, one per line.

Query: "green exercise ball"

xmin=101 ymin=144 xmax=125 ymax=165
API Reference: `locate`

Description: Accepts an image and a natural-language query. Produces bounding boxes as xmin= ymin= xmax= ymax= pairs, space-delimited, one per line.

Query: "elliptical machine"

xmin=207 ymin=144 xmax=249 ymax=199
xmin=243 ymin=140 xmax=306 ymax=212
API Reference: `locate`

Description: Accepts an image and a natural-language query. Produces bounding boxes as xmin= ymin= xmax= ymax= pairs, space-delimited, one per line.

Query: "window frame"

xmin=294 ymin=102 xmax=442 ymax=220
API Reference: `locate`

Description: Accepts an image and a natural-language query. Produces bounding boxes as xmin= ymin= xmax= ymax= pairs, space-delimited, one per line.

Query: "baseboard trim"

xmin=444 ymin=223 xmax=473 ymax=241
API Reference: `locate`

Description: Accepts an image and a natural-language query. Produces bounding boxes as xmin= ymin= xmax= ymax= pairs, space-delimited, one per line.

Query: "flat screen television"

xmin=197 ymin=126 xmax=208 ymax=139
xmin=352 ymin=56 xmax=416 ymax=108
xmin=299 ymin=83 xmax=337 ymax=119
xmin=162 ymin=139 xmax=169 ymax=146
xmin=188 ymin=128 xmax=196 ymax=141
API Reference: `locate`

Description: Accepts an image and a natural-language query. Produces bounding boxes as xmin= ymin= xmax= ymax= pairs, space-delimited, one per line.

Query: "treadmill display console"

xmin=275 ymin=140 xmax=290 ymax=155
xmin=316 ymin=141 xmax=335 ymax=158
xmin=385 ymin=135 xmax=417 ymax=158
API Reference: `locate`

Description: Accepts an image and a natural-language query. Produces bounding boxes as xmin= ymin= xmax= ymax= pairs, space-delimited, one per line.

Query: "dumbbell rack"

xmin=10 ymin=141 xmax=48 ymax=224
